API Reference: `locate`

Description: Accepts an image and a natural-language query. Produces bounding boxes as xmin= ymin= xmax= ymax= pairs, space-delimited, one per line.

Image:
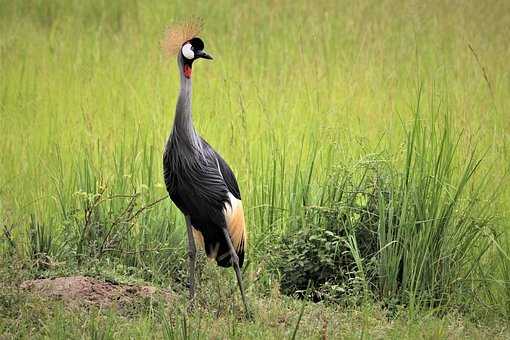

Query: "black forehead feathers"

xmin=189 ymin=37 xmax=204 ymax=50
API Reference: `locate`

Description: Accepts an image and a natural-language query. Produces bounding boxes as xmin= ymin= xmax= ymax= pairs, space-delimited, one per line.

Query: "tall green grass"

xmin=375 ymin=98 xmax=496 ymax=311
xmin=0 ymin=0 xmax=509 ymax=320
xmin=271 ymin=91 xmax=506 ymax=316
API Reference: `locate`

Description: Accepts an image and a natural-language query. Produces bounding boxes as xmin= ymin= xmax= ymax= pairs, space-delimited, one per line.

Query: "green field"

xmin=1 ymin=0 xmax=510 ymax=338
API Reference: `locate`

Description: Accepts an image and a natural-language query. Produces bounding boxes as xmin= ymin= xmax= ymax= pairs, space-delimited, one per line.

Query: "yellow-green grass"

xmin=1 ymin=0 xmax=509 ymax=336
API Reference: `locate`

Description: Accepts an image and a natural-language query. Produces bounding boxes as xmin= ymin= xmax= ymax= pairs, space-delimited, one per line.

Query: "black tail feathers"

xmin=216 ymin=240 xmax=245 ymax=268
xmin=202 ymin=228 xmax=244 ymax=268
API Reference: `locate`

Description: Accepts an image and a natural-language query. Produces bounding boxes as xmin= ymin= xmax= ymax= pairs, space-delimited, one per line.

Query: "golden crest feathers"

xmin=162 ymin=18 xmax=203 ymax=57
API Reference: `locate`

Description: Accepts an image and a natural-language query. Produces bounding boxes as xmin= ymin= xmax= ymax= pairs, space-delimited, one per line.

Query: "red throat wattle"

xmin=183 ymin=64 xmax=192 ymax=78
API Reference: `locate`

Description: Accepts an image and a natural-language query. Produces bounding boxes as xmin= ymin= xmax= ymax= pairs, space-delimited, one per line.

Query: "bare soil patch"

xmin=20 ymin=276 xmax=173 ymax=308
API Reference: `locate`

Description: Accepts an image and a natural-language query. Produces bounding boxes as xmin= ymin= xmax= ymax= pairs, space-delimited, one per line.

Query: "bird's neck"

xmin=171 ymin=56 xmax=200 ymax=148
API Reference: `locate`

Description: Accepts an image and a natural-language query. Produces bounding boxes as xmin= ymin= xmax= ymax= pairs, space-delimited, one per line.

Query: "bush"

xmin=271 ymin=164 xmax=381 ymax=303
xmin=271 ymin=108 xmax=498 ymax=310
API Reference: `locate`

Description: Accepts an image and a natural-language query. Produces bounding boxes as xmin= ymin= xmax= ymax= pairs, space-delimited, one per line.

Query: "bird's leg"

xmin=185 ymin=215 xmax=197 ymax=309
xmin=221 ymin=228 xmax=252 ymax=318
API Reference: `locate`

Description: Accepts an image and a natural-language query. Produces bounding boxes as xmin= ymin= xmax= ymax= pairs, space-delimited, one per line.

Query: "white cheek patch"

xmin=181 ymin=43 xmax=194 ymax=60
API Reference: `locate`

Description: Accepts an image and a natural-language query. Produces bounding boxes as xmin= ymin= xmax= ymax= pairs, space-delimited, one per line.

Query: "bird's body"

xmin=164 ymin=135 xmax=246 ymax=267
xmin=161 ymin=31 xmax=249 ymax=314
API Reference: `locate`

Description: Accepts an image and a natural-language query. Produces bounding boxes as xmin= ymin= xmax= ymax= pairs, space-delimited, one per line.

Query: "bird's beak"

xmin=196 ymin=50 xmax=213 ymax=60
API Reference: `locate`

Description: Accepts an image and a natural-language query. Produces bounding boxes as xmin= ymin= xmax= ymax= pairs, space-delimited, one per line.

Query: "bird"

xmin=161 ymin=21 xmax=250 ymax=315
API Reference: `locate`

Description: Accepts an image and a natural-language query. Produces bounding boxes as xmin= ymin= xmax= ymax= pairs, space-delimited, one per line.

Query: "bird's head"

xmin=162 ymin=20 xmax=212 ymax=79
xmin=180 ymin=37 xmax=213 ymax=79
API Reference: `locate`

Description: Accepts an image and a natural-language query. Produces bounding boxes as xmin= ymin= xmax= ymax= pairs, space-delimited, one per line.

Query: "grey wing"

xmin=199 ymin=137 xmax=241 ymax=200
xmin=164 ymin=140 xmax=230 ymax=217
xmin=215 ymin=151 xmax=241 ymax=200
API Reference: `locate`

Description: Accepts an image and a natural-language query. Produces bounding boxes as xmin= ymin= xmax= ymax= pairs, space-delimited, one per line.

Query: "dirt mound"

xmin=20 ymin=276 xmax=173 ymax=308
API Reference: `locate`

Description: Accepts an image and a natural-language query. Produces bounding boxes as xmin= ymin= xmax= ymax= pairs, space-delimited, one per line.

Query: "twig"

xmin=2 ymin=224 xmax=16 ymax=249
xmin=99 ymin=195 xmax=169 ymax=255
xmin=468 ymin=43 xmax=496 ymax=107
xmin=101 ymin=245 xmax=180 ymax=255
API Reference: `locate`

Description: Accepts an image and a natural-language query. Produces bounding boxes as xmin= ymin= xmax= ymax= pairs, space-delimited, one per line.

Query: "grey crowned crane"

xmin=162 ymin=22 xmax=249 ymax=315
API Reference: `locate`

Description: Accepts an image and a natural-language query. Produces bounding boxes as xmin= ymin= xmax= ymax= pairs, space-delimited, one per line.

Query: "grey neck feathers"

xmin=171 ymin=54 xmax=201 ymax=150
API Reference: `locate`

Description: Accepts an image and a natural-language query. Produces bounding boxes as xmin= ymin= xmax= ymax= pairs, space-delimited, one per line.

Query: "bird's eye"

xmin=181 ymin=43 xmax=194 ymax=60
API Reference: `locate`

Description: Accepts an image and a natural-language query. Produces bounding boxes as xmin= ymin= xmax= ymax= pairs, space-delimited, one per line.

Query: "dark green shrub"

xmin=271 ymin=165 xmax=381 ymax=302
xmin=270 ymin=109 xmax=497 ymax=311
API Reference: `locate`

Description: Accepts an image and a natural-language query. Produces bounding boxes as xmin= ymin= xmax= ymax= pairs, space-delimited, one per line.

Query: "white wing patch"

xmin=224 ymin=192 xmax=246 ymax=251
xmin=216 ymin=160 xmax=247 ymax=252
xmin=224 ymin=192 xmax=240 ymax=216
xmin=181 ymin=43 xmax=194 ymax=60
